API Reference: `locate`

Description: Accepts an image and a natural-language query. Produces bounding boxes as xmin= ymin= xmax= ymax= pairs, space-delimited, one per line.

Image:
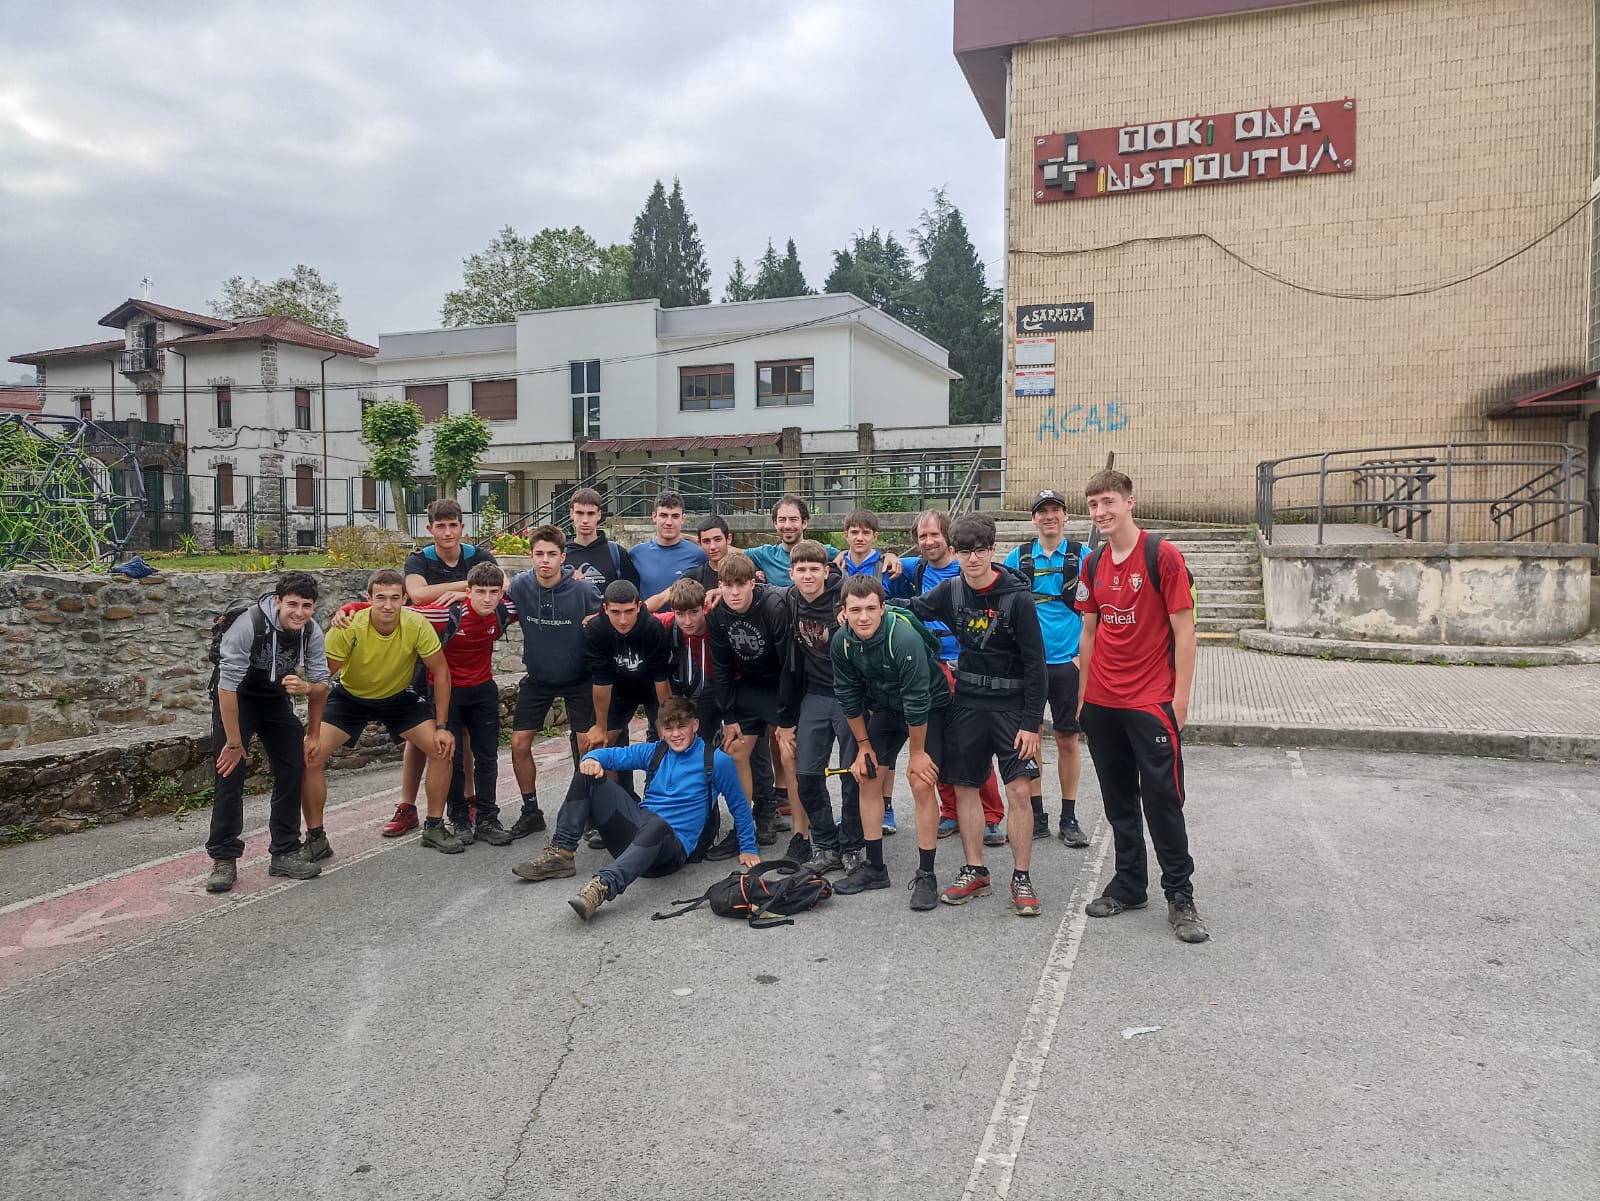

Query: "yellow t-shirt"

xmin=324 ymin=608 xmax=442 ymax=700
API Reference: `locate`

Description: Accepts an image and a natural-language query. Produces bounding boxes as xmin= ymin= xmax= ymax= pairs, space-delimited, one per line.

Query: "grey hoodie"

xmin=507 ymin=565 xmax=601 ymax=685
xmin=216 ymin=594 xmax=331 ymax=694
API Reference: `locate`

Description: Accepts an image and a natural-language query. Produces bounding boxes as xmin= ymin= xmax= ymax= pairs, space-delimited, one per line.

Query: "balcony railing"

xmin=86 ymin=419 xmax=176 ymax=447
xmin=119 ymin=347 xmax=165 ymax=374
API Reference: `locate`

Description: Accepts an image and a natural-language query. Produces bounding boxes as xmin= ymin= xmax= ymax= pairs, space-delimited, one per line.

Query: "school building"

xmin=955 ymin=0 xmax=1598 ymax=523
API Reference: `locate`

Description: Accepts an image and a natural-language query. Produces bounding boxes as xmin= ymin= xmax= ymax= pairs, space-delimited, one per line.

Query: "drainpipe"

xmin=999 ymin=52 xmax=1012 ymax=501
xmin=169 ymin=348 xmax=189 ymax=453
xmin=103 ymin=356 xmax=118 ymax=421
xmin=320 ymin=352 xmax=336 ymax=527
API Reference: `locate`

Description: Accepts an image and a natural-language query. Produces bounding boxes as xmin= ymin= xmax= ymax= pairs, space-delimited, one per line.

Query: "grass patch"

xmin=147 ymin=776 xmax=215 ymax=821
xmin=154 ymin=553 xmax=331 ymax=572
xmin=5 ymin=823 xmax=46 ymax=844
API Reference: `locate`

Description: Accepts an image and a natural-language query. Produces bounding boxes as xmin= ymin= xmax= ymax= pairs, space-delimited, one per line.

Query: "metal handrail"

xmin=1256 ymin=442 xmax=1588 ymax=545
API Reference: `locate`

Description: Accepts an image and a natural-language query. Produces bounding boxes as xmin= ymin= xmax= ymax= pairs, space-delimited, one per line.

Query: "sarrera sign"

xmin=1034 ymin=99 xmax=1356 ymax=201
xmin=1017 ymin=303 xmax=1093 ymax=334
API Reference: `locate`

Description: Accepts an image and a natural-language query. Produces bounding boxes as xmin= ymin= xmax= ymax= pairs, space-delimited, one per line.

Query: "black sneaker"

xmin=1032 ymin=813 xmax=1050 ymax=840
xmin=449 ymin=819 xmax=476 ymax=846
xmin=704 ymin=830 xmax=740 ymax=861
xmin=908 ymin=869 xmax=939 ymax=911
xmin=782 ymin=834 xmax=811 ymax=865
xmin=833 ymin=861 xmax=891 ymax=894
xmin=507 ymin=806 xmax=546 ymax=840
xmin=585 ymin=827 xmax=607 ymax=850
xmin=475 ymin=817 xmax=514 ymax=847
xmin=754 ymin=810 xmax=779 ymax=847
xmin=1058 ymin=819 xmax=1089 ymax=848
xmin=205 ymin=860 xmax=237 ymax=893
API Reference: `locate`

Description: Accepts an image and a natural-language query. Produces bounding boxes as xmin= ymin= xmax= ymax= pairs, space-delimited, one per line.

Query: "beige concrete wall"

xmin=1005 ymin=0 xmax=1593 ymax=520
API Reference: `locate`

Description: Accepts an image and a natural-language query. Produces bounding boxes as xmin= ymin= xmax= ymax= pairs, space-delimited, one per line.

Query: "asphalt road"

xmin=1 ymin=743 xmax=1595 ymax=1200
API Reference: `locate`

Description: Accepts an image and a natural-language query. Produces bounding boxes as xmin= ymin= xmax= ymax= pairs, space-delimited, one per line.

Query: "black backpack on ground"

xmin=649 ymin=859 xmax=833 ymax=929
xmin=645 ymin=737 xmax=721 ymax=863
xmin=208 ymin=595 xmax=307 ymax=693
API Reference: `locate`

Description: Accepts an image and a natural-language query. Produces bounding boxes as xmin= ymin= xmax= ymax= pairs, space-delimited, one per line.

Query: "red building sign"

xmin=1034 ymin=99 xmax=1356 ymax=202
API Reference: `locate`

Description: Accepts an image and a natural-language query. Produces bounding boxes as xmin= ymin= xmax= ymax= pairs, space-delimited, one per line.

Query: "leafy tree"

xmin=430 ymin=411 xmax=494 ymax=499
xmin=361 ymin=399 xmax=424 ymax=532
xmin=722 ymin=257 xmax=754 ymax=302
xmin=912 ymin=191 xmax=1001 ymax=424
xmin=627 ymin=178 xmax=710 ymax=307
xmin=441 ymin=226 xmax=631 ymax=325
xmin=210 ymin=265 xmax=348 ymax=335
xmin=823 ymin=228 xmax=918 ymax=324
xmin=751 ymin=238 xmax=811 ymax=299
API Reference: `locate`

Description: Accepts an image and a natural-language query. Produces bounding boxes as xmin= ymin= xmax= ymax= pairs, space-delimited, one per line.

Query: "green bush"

xmin=327 ymin=524 xmax=412 ymax=568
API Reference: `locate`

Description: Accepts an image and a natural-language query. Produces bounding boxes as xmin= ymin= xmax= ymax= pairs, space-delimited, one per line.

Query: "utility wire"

xmin=1011 ymin=191 xmax=1600 ymax=301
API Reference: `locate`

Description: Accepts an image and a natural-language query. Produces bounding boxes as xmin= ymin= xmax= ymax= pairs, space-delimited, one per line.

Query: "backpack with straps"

xmin=208 ymin=596 xmax=307 ymax=692
xmin=649 ymin=859 xmax=833 ymax=928
xmin=410 ymin=596 xmax=513 ymax=693
xmin=645 ymin=736 xmax=721 ymax=863
xmin=1082 ymin=534 xmax=1197 ymax=626
xmin=1016 ymin=540 xmax=1086 ymax=604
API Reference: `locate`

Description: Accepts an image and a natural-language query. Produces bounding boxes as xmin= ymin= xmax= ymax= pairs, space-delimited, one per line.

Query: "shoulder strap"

xmin=913 ymin=559 xmax=927 ymax=592
xmin=609 ymin=540 xmax=622 ymax=572
xmin=440 ymin=598 xmax=467 ymax=645
xmin=1143 ymin=533 xmax=1164 ymax=590
xmin=703 ymin=739 xmax=717 ymax=806
xmin=643 ymin=741 xmax=671 ymax=791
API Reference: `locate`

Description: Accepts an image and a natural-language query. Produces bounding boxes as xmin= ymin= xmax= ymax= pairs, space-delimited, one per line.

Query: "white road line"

xmin=1286 ymin=749 xmax=1308 ymax=779
xmin=961 ymin=817 xmax=1115 ymax=1201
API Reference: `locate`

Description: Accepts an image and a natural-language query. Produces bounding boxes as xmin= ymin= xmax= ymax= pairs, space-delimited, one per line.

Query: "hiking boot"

xmin=782 ymin=834 xmax=811 ymax=865
xmin=569 ymin=875 xmax=611 ymax=921
xmin=908 ymin=869 xmax=939 ymax=911
xmin=804 ymin=846 xmax=844 ymax=874
xmin=940 ymin=865 xmax=993 ymax=906
xmin=205 ymin=859 xmax=236 ymax=893
xmin=937 ymin=817 xmax=959 ymax=839
xmin=512 ymin=843 xmax=576 ymax=881
xmin=449 ymin=819 xmax=476 ymax=846
xmin=1011 ymin=875 xmax=1042 ymax=917
xmin=268 ymin=853 xmax=321 ymax=881
xmin=881 ymin=806 xmax=897 ymax=836
xmin=382 ymin=802 xmax=418 ymax=838
xmin=585 ymin=826 xmax=607 ymax=850
xmin=833 ymin=861 xmax=890 ymax=894
xmin=1059 ymin=819 xmax=1089 ymax=848
xmin=755 ymin=810 xmax=779 ymax=847
xmin=840 ymin=850 xmax=864 ymax=874
xmin=704 ymin=830 xmax=740 ymax=861
xmin=299 ymin=832 xmax=332 ymax=863
xmin=507 ymin=806 xmax=546 ymax=840
xmin=1032 ymin=813 xmax=1050 ymax=840
xmin=983 ymin=822 xmax=1006 ymax=847
xmin=1085 ymin=894 xmax=1146 ymax=917
xmin=475 ymin=817 xmax=514 ymax=847
xmin=420 ymin=822 xmax=466 ymax=854
xmin=1168 ymin=898 xmax=1211 ymax=944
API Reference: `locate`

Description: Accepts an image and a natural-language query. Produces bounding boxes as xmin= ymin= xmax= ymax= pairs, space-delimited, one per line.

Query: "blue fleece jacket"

xmin=582 ymin=738 xmax=757 ymax=856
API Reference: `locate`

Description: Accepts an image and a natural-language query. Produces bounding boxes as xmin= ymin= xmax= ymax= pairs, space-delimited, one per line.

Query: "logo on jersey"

xmin=1075 ymin=580 xmax=1089 ymax=603
xmin=957 ymin=607 xmax=1001 ymax=646
xmin=797 ymin=617 xmax=833 ymax=653
xmin=1098 ymin=604 xmax=1137 ymax=626
xmin=1130 ymin=572 xmax=1143 ymax=592
xmin=575 ymin=563 xmax=607 ymax=585
xmin=726 ymin=620 xmax=768 ymax=658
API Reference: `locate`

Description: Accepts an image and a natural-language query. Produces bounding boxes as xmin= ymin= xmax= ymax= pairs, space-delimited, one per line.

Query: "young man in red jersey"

xmin=1075 ymin=469 xmax=1208 ymax=944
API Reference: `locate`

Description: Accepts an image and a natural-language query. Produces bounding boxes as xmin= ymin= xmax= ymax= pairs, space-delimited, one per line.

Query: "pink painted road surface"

xmin=0 ymin=736 xmax=575 ymax=993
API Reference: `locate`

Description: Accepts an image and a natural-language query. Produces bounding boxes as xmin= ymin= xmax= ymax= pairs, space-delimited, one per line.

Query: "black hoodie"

xmin=901 ymin=567 xmax=1046 ymax=731
xmin=564 ymin=531 xmax=640 ymax=590
xmin=776 ymin=568 xmax=843 ymax=725
xmin=707 ymin=583 xmax=790 ymax=715
xmin=584 ymin=608 xmax=673 ymax=697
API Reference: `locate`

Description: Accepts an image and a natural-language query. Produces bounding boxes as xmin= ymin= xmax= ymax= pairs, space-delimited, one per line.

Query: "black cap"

xmin=1030 ymin=489 xmax=1069 ymax=513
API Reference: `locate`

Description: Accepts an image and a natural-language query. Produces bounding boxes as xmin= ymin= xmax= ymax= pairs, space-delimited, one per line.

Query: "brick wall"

xmin=1005 ymin=0 xmax=1593 ymax=520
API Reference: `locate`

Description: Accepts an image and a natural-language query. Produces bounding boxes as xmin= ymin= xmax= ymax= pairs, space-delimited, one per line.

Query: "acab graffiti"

xmin=1038 ymin=398 xmax=1131 ymax=441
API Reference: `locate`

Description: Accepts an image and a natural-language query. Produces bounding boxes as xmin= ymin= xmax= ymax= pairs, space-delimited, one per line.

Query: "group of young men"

xmin=204 ymin=472 xmax=1208 ymax=942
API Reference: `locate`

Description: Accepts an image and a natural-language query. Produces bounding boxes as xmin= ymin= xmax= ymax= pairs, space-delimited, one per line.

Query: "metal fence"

xmin=1256 ymin=442 xmax=1590 ymax=544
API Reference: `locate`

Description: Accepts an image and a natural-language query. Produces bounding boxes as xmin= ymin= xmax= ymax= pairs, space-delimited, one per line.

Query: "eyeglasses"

xmin=954 ymin=545 xmax=993 ymax=557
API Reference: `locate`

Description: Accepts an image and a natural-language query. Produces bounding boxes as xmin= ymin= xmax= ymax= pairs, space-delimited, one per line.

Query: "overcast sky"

xmin=0 ymin=0 xmax=1003 ymax=374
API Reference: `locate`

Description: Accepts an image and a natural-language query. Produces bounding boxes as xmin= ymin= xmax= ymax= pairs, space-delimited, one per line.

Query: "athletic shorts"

xmin=323 ymin=685 xmax=433 ymax=743
xmin=1047 ymin=661 xmax=1081 ymax=734
xmin=941 ymin=705 xmax=1041 ymax=788
xmin=515 ymin=677 xmax=596 ymax=734
xmin=861 ymin=706 xmax=945 ymax=776
xmin=722 ymin=682 xmax=779 ymax=737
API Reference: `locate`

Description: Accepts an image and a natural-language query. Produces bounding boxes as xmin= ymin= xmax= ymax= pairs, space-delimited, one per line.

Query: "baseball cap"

xmin=1030 ymin=489 xmax=1068 ymax=513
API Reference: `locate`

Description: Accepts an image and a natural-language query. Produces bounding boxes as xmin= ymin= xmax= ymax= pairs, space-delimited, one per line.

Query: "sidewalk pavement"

xmin=1187 ymin=645 xmax=1600 ymax=761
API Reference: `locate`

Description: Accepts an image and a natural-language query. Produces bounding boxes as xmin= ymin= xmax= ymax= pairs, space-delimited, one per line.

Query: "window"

xmin=361 ymin=474 xmax=378 ymax=510
xmin=216 ymin=386 xmax=232 ymax=428
xmin=570 ymin=360 xmax=601 ymax=438
xmin=294 ymin=387 xmax=312 ymax=431
xmin=217 ymin=463 xmax=235 ymax=507
xmin=475 ymin=477 xmax=511 ymax=514
xmin=406 ymin=383 xmax=448 ymax=422
xmin=757 ymin=359 xmax=815 ymax=407
xmin=679 ymin=365 xmax=735 ymax=412
xmin=144 ymin=390 xmax=159 ymax=423
xmin=294 ymin=465 xmax=315 ymax=508
xmin=296 ymin=528 xmax=316 ymax=548
xmin=471 ymin=379 xmax=517 ymax=422
xmin=75 ymin=395 xmax=92 ymax=421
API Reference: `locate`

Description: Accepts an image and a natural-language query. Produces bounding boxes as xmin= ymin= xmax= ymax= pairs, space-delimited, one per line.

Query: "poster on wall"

xmin=1034 ymin=99 xmax=1356 ymax=202
xmin=1014 ymin=337 xmax=1056 ymax=396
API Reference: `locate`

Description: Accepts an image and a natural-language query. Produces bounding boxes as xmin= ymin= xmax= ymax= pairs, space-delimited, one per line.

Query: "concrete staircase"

xmin=993 ymin=522 xmax=1263 ymax=642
